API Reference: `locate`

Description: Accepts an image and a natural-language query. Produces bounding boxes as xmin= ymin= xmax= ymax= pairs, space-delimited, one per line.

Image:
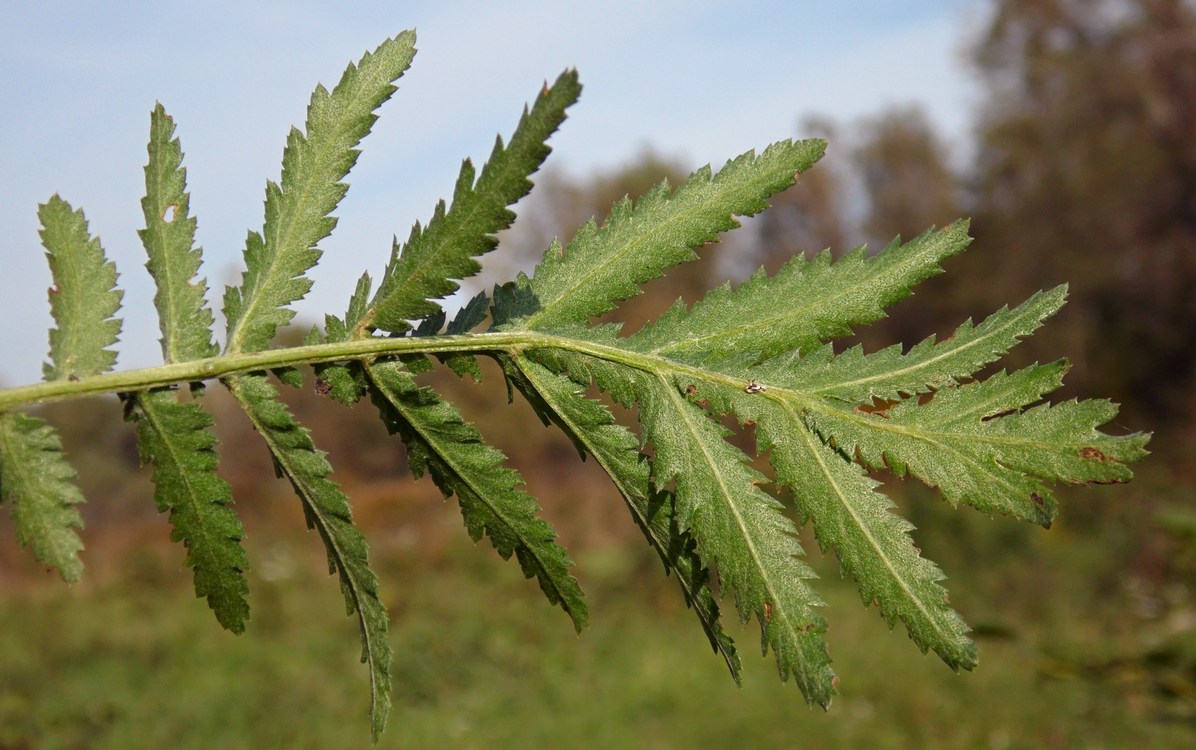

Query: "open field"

xmin=2 ymin=477 xmax=1192 ymax=749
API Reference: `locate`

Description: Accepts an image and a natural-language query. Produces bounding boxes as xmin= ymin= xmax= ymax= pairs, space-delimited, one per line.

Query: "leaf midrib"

xmin=231 ymin=380 xmax=385 ymax=720
xmin=660 ymin=376 xmax=804 ymax=644
xmin=367 ymin=362 xmax=579 ymax=618
xmin=790 ymin=407 xmax=946 ymax=639
xmin=522 ymin=166 xmax=779 ymax=330
xmin=227 ymin=69 xmax=380 ymax=355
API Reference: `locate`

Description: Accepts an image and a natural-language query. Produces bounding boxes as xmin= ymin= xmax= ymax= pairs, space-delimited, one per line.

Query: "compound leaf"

xmin=0 ymin=32 xmax=1154 ymax=742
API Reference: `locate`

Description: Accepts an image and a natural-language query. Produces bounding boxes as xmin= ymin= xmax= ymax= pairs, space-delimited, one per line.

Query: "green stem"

xmin=3 ymin=326 xmax=845 ymax=423
xmin=0 ymin=331 xmax=756 ymax=412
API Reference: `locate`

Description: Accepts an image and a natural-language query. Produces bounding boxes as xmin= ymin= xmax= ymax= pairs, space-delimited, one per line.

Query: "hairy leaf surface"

xmin=769 ymin=286 xmax=1068 ymax=403
xmin=805 ymin=362 xmax=1149 ymax=526
xmin=224 ymin=32 xmax=416 ymax=354
xmin=715 ymin=385 xmax=975 ymax=668
xmin=539 ymin=347 xmax=833 ymax=702
xmin=39 ymin=196 xmax=123 ymax=381
xmin=127 ymin=390 xmax=249 ymax=631
xmin=507 ymin=355 xmax=740 ymax=677
xmin=498 ymin=139 xmax=826 ymax=330
xmin=369 ymin=71 xmax=581 ymax=333
xmin=230 ymin=373 xmax=391 ymax=740
xmin=132 ymin=104 xmax=249 ymax=630
xmin=366 ymin=359 xmax=587 ymax=630
xmin=140 ymin=104 xmax=218 ymax=362
xmin=628 ymin=223 xmax=972 ymax=363
xmin=0 ymin=30 xmax=1154 ymax=742
xmin=516 ymin=225 xmax=1144 ymax=703
xmin=637 ymin=373 xmax=832 ymax=703
xmin=0 ymin=412 xmax=86 ymax=582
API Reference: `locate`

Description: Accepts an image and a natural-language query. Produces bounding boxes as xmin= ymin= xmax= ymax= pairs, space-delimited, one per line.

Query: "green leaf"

xmin=498 ymin=139 xmax=826 ymax=331
xmin=640 ymin=375 xmax=832 ymax=703
xmin=314 ymin=273 xmax=374 ymax=405
xmin=229 ymin=373 xmax=391 ymax=740
xmin=0 ymin=412 xmax=85 ymax=582
xmin=511 ymin=196 xmax=1138 ymax=689
xmin=368 ymin=70 xmax=581 ymax=333
xmin=724 ymin=387 xmax=975 ymax=668
xmin=365 ymin=359 xmax=587 ymax=631
xmin=39 ymin=195 xmax=123 ymax=381
xmin=0 ymin=31 xmax=1155 ymax=740
xmin=139 ymin=103 xmax=218 ymax=363
xmin=438 ymin=291 xmax=491 ymax=381
xmin=132 ymin=104 xmax=249 ymax=631
xmin=126 ymin=389 xmax=250 ymax=632
xmin=627 ymin=223 xmax=972 ymax=363
xmin=806 ymin=362 xmax=1150 ymax=526
xmin=506 ymin=355 xmax=740 ymax=678
xmin=770 ymin=286 xmax=1068 ymax=403
xmin=223 ymin=32 xmax=416 ymax=354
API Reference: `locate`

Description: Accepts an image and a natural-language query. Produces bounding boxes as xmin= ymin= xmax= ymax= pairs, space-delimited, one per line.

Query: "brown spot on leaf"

xmin=314 ymin=379 xmax=332 ymax=397
xmin=685 ymin=383 xmax=697 ymax=396
xmin=763 ymin=601 xmax=773 ymax=622
xmin=857 ymin=397 xmax=897 ymax=417
xmin=1030 ymin=492 xmax=1044 ymax=507
xmin=1079 ymin=446 xmax=1108 ymax=461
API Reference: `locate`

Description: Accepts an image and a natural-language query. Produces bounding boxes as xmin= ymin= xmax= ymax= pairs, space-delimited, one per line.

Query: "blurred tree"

xmin=853 ymin=105 xmax=963 ymax=247
xmin=850 ymin=106 xmax=965 ymax=350
xmin=752 ymin=117 xmax=851 ymax=274
xmin=961 ymin=0 xmax=1196 ymax=425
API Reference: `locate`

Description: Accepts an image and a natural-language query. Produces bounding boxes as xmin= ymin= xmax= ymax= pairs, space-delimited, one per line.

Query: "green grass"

xmin=1 ymin=501 xmax=1193 ymax=749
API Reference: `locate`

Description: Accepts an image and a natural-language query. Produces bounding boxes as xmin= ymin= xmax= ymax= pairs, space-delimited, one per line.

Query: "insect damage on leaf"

xmin=0 ymin=27 xmax=1149 ymax=744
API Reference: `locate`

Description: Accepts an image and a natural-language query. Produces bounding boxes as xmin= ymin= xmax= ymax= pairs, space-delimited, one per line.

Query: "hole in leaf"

xmin=162 ymin=204 xmax=177 ymax=222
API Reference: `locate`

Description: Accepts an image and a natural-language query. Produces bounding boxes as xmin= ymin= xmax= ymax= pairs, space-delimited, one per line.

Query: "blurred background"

xmin=2 ymin=0 xmax=1195 ymax=747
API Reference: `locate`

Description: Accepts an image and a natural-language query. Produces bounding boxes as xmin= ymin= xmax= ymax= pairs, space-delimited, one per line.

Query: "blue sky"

xmin=0 ymin=0 xmax=984 ymax=386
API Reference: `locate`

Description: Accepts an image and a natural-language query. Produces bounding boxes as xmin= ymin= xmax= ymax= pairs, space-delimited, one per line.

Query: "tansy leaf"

xmin=39 ymin=196 xmax=123 ymax=381
xmin=366 ymin=359 xmax=587 ymax=630
xmin=0 ymin=31 xmax=1151 ymax=742
xmin=0 ymin=412 xmax=86 ymax=582
xmin=224 ymin=33 xmax=416 ymax=355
